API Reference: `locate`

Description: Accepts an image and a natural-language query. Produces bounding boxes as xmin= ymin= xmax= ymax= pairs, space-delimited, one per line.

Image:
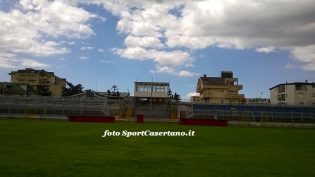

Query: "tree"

xmin=173 ymin=92 xmax=181 ymax=102
xmin=72 ymin=84 xmax=84 ymax=95
xmin=85 ymin=89 xmax=94 ymax=97
xmin=62 ymin=82 xmax=84 ymax=96
xmin=107 ymin=90 xmax=111 ymax=98
xmin=37 ymin=85 xmax=51 ymax=96
xmin=109 ymin=85 xmax=120 ymax=99
xmin=168 ymin=88 xmax=173 ymax=99
xmin=111 ymin=85 xmax=118 ymax=92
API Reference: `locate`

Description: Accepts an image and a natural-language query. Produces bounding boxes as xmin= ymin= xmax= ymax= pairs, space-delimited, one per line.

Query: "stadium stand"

xmin=190 ymin=103 xmax=315 ymax=123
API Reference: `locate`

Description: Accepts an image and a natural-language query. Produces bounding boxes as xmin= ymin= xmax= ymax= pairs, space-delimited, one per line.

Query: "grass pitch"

xmin=0 ymin=118 xmax=315 ymax=177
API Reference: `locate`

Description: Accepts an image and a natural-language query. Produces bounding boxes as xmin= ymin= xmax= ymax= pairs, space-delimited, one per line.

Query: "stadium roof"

xmin=269 ymin=82 xmax=315 ymax=90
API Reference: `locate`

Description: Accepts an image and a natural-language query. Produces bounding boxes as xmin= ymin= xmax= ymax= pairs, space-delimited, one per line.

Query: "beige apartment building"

xmin=9 ymin=68 xmax=66 ymax=96
xmin=195 ymin=71 xmax=244 ymax=104
xmin=269 ymin=82 xmax=315 ymax=106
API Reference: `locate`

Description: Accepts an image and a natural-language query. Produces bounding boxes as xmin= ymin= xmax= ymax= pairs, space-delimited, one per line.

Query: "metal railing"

xmin=180 ymin=110 xmax=315 ymax=124
xmin=0 ymin=95 xmax=109 ymax=117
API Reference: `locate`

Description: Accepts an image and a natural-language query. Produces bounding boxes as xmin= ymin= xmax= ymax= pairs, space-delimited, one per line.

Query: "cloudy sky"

xmin=0 ymin=0 xmax=315 ymax=100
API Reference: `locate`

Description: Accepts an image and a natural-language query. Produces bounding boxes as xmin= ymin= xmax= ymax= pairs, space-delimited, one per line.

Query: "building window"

xmin=278 ymin=85 xmax=285 ymax=93
xmin=299 ymin=102 xmax=304 ymax=105
xmin=278 ymin=94 xmax=286 ymax=101
xmin=279 ymin=102 xmax=287 ymax=106
xmin=298 ymin=93 xmax=304 ymax=98
xmin=136 ymin=84 xmax=168 ymax=93
xmin=313 ymin=93 xmax=315 ymax=97
xmin=296 ymin=84 xmax=307 ymax=91
xmin=153 ymin=86 xmax=168 ymax=93
xmin=149 ymin=86 xmax=153 ymax=92
xmin=155 ymin=86 xmax=164 ymax=93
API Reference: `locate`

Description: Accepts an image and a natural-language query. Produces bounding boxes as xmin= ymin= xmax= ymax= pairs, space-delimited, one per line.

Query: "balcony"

xmin=228 ymin=85 xmax=243 ymax=90
xmin=225 ymin=93 xmax=244 ymax=99
xmin=200 ymin=93 xmax=212 ymax=97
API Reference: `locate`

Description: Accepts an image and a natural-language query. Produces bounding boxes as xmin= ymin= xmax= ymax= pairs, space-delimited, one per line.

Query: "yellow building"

xmin=9 ymin=68 xmax=66 ymax=96
xmin=196 ymin=71 xmax=244 ymax=104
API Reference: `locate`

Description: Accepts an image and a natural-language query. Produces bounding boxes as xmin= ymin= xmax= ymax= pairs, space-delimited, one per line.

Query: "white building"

xmin=269 ymin=82 xmax=315 ymax=106
xmin=134 ymin=82 xmax=169 ymax=99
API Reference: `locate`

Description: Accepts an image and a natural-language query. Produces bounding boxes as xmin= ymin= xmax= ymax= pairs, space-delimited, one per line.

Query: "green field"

xmin=0 ymin=118 xmax=315 ymax=177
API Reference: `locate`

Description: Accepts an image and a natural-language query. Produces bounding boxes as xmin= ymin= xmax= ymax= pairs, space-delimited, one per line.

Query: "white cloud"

xmin=3 ymin=0 xmax=315 ymax=72
xmin=93 ymin=0 xmax=315 ymax=71
xmin=20 ymin=59 xmax=49 ymax=68
xmin=290 ymin=45 xmax=315 ymax=70
xmin=114 ymin=47 xmax=192 ymax=66
xmin=256 ymin=47 xmax=275 ymax=53
xmin=186 ymin=92 xmax=200 ymax=97
xmin=68 ymin=41 xmax=75 ymax=45
xmin=0 ymin=53 xmax=49 ymax=69
xmin=150 ymin=66 xmax=175 ymax=74
xmin=79 ymin=56 xmax=89 ymax=60
xmin=99 ymin=59 xmax=112 ymax=63
xmin=18 ymin=0 xmax=96 ymax=38
xmin=81 ymin=46 xmax=95 ymax=50
xmin=177 ymin=70 xmax=199 ymax=77
xmin=0 ymin=0 xmax=96 ymax=69
xmin=124 ymin=35 xmax=165 ymax=49
xmin=113 ymin=47 xmax=148 ymax=61
xmin=97 ymin=16 xmax=106 ymax=22
xmin=97 ymin=48 xmax=105 ymax=53
xmin=184 ymin=92 xmax=200 ymax=100
xmin=150 ymin=66 xmax=199 ymax=77
xmin=98 ymin=0 xmax=195 ymax=74
xmin=0 ymin=53 xmax=19 ymax=69
xmin=285 ymin=63 xmax=297 ymax=69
